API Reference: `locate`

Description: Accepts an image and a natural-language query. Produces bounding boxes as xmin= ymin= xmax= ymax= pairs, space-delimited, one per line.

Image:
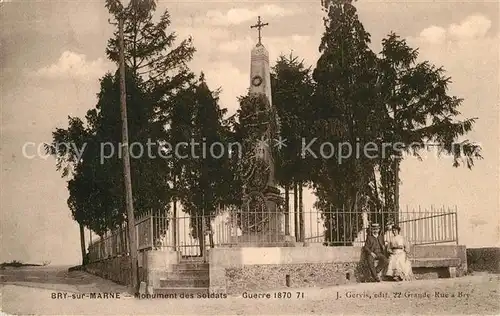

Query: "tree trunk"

xmin=299 ymin=182 xmax=305 ymax=243
xmin=198 ymin=194 xmax=207 ymax=257
xmin=198 ymin=223 xmax=204 ymax=257
xmin=119 ymin=17 xmax=138 ymax=294
xmin=99 ymin=234 xmax=105 ymax=259
xmin=79 ymin=223 xmax=86 ymax=265
xmin=209 ymin=224 xmax=214 ymax=249
xmin=383 ymin=162 xmax=391 ymax=214
xmin=394 ymin=158 xmax=400 ymax=225
xmin=284 ymin=184 xmax=290 ymax=235
xmin=173 ymin=174 xmax=177 ymax=251
xmin=293 ymin=182 xmax=298 ymax=241
xmin=372 ymin=168 xmax=381 ymax=212
xmin=206 ymin=204 xmax=214 ymax=249
xmin=349 ymin=191 xmax=360 ymax=246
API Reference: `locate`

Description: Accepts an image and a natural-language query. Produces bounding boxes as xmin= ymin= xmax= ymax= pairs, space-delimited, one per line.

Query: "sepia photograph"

xmin=0 ymin=0 xmax=499 ymax=314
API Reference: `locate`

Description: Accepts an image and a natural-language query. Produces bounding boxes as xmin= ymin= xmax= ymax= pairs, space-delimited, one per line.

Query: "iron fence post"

xmin=135 ymin=221 xmax=139 ymax=253
xmin=202 ymin=216 xmax=207 ymax=263
xmin=454 ymin=206 xmax=459 ymax=245
xmin=150 ymin=213 xmax=154 ymax=249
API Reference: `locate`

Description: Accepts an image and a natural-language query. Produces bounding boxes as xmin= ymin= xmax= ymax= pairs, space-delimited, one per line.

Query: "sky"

xmin=0 ymin=0 xmax=499 ymax=265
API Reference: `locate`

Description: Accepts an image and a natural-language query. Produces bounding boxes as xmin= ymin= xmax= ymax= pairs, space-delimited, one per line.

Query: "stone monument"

xmin=236 ymin=16 xmax=293 ymax=247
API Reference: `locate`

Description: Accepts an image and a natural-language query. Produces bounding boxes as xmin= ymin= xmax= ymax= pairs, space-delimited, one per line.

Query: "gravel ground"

xmin=1 ymin=268 xmax=499 ymax=315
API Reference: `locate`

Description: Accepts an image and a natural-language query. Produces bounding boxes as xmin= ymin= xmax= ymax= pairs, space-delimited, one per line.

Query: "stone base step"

xmin=160 ymin=278 xmax=209 ymax=288
xmin=163 ymin=271 xmax=209 ymax=279
xmin=180 ymin=256 xmax=205 ymax=262
xmin=173 ymin=263 xmax=209 ymax=271
xmin=154 ymin=287 xmax=209 ymax=297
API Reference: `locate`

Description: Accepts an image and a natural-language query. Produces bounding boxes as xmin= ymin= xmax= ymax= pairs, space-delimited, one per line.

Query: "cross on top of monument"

xmin=250 ymin=16 xmax=268 ymax=45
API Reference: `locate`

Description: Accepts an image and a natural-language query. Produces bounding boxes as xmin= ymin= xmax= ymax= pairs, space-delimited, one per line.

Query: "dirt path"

xmin=1 ymin=268 xmax=499 ymax=315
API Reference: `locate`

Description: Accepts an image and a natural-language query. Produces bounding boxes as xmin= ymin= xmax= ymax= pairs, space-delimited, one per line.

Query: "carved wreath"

xmin=251 ymin=75 xmax=263 ymax=87
xmin=241 ymin=190 xmax=269 ymax=233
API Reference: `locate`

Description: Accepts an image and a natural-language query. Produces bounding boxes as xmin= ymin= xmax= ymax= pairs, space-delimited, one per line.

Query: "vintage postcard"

xmin=1 ymin=0 xmax=498 ymax=315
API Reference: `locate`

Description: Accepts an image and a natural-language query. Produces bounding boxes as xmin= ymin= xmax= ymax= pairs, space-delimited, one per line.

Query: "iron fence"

xmin=304 ymin=207 xmax=458 ymax=247
xmin=88 ymin=212 xmax=152 ymax=263
xmin=88 ymin=206 xmax=458 ymax=263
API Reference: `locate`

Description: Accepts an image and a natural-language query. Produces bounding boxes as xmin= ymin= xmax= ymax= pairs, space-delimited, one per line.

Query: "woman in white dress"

xmin=385 ymin=225 xmax=414 ymax=281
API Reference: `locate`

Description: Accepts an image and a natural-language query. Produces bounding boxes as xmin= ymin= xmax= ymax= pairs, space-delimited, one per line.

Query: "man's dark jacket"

xmin=363 ymin=233 xmax=385 ymax=255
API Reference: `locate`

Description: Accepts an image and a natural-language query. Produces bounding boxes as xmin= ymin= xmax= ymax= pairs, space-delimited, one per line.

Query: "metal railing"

xmin=88 ymin=212 xmax=153 ymax=263
xmin=304 ymin=206 xmax=458 ymax=247
xmin=88 ymin=206 xmax=458 ymax=263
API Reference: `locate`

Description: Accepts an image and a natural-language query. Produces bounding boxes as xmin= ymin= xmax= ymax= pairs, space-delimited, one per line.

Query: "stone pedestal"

xmin=145 ymin=249 xmax=180 ymax=289
xmin=236 ymin=234 xmax=296 ymax=247
xmin=238 ymin=186 xmax=295 ymax=247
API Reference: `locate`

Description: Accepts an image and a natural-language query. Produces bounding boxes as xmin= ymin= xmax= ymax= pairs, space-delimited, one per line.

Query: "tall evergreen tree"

xmin=181 ymin=75 xmax=237 ymax=252
xmin=373 ymin=33 xmax=482 ymax=217
xmin=45 ymin=117 xmax=92 ymax=264
xmin=105 ymin=0 xmax=195 ymax=92
xmin=105 ymin=0 xmax=197 ymax=222
xmin=271 ymin=53 xmax=315 ymax=241
xmin=313 ymin=0 xmax=482 ymax=240
xmin=48 ymin=0 xmax=199 ymax=250
xmin=166 ymin=84 xmax=197 ymax=249
xmin=312 ymin=0 xmax=382 ymax=244
xmin=48 ymin=71 xmax=172 ymax=237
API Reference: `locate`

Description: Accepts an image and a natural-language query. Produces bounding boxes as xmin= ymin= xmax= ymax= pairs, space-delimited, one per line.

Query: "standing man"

xmin=363 ymin=223 xmax=389 ymax=282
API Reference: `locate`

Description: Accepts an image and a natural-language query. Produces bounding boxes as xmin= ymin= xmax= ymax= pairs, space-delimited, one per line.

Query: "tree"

xmin=105 ymin=0 xmax=195 ymax=91
xmin=48 ymin=0 xmax=198 ymax=254
xmin=166 ymin=83 xmax=197 ymax=250
xmin=313 ymin=0 xmax=482 ymax=242
xmin=180 ymin=75 xmax=238 ymax=253
xmin=271 ymin=53 xmax=315 ymax=241
xmin=45 ymin=117 xmax=92 ymax=264
xmin=105 ymin=0 xmax=198 ymax=243
xmin=312 ymin=0 xmax=382 ymax=244
xmin=89 ymin=71 xmax=172 ymax=222
xmin=374 ymin=33 xmax=482 ymax=218
xmin=47 ymin=68 xmax=179 ymax=249
xmin=105 ymin=0 xmax=196 ymax=214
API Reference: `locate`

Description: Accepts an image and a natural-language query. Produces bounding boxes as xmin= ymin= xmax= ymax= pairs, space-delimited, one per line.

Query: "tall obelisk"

xmin=235 ymin=16 xmax=293 ymax=247
xmin=249 ymin=16 xmax=273 ymax=107
xmin=248 ymin=16 xmax=278 ymax=188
